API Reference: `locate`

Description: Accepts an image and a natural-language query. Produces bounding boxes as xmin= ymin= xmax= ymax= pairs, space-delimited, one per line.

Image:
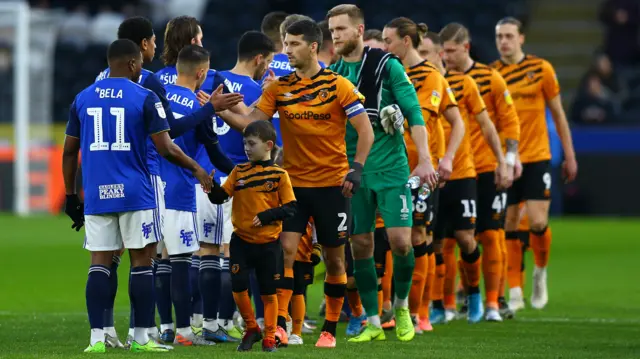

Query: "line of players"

xmin=63 ymin=3 xmax=577 ymax=353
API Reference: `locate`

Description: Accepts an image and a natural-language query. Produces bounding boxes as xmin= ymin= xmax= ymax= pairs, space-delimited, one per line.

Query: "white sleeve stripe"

xmin=345 ymin=103 xmax=365 ymax=116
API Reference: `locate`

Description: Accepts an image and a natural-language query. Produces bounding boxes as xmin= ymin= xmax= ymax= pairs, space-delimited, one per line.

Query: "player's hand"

xmin=495 ymin=161 xmax=511 ymax=190
xmin=514 ymin=157 xmax=523 ymax=180
xmin=342 ymin=162 xmax=364 ymax=198
xmin=562 ymin=156 xmax=578 ymax=183
xmin=252 ymin=216 xmax=262 ymax=227
xmin=209 ymin=84 xmax=244 ymax=112
xmin=505 ymin=164 xmax=515 ymax=189
xmin=197 ymin=90 xmax=210 ymax=107
xmin=262 ymin=69 xmax=276 ymax=90
xmin=64 ymin=194 xmax=84 ymax=231
xmin=437 ymin=155 xmax=453 ymax=182
xmin=193 ymin=166 xmax=213 ymax=193
xmin=411 ymin=161 xmax=439 ymax=190
xmin=380 ymin=104 xmax=405 ymax=135
xmin=311 ymin=243 xmax=322 ymax=266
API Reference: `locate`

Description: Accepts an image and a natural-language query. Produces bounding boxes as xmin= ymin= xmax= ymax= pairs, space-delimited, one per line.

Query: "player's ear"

xmin=266 ymin=140 xmax=274 ymax=152
xmin=358 ymin=24 xmax=365 ymax=37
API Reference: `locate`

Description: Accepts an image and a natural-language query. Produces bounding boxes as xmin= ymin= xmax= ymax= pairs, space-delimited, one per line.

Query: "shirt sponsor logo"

xmin=283 ymin=110 xmax=331 ymax=120
xmin=99 ymin=184 xmax=125 ymax=200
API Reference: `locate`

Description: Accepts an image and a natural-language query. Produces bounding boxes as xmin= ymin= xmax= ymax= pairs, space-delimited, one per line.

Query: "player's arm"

xmin=543 ymin=61 xmax=577 ymax=182
xmin=195 ymin=119 xmax=235 ymax=175
xmin=144 ymin=93 xmax=213 ymax=192
xmin=467 ymin=77 xmax=505 ymax=168
xmin=439 ymin=78 xmax=464 ymax=180
xmin=208 ymin=166 xmax=237 ymax=204
xmin=62 ymin=100 xmax=84 ymax=230
xmin=255 ymin=172 xmax=297 ymax=226
xmin=216 ymin=79 xmax=276 ymax=131
xmin=491 ymin=71 xmax=521 ymax=177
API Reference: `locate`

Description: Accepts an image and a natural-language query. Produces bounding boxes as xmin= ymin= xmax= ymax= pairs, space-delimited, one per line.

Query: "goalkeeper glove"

xmin=380 ymin=104 xmax=405 ymax=135
xmin=344 ymin=162 xmax=363 ymax=194
xmin=65 ymin=194 xmax=85 ymax=231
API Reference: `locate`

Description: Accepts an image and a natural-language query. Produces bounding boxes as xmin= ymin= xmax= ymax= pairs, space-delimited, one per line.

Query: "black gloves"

xmin=65 ymin=194 xmax=84 ymax=231
xmin=345 ymin=162 xmax=364 ymax=194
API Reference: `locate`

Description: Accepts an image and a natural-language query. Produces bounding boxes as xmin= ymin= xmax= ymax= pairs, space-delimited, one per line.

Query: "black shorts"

xmin=293 ymin=260 xmax=313 ymax=294
xmin=373 ymin=227 xmax=389 ymax=278
xmin=229 ymin=233 xmax=282 ymax=295
xmin=433 ymin=178 xmax=477 ymax=240
xmin=411 ymin=185 xmax=439 ymax=230
xmin=476 ymin=171 xmax=507 ymax=233
xmin=283 ymin=186 xmax=349 ymax=248
xmin=507 ymin=160 xmax=552 ymax=206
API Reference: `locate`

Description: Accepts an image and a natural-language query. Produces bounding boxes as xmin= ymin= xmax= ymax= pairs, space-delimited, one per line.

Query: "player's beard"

xmin=253 ymin=61 xmax=266 ymax=81
xmin=337 ymin=37 xmax=358 ymax=57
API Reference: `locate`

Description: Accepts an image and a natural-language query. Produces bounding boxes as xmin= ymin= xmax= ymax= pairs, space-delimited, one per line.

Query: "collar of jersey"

xmin=251 ymin=159 xmax=274 ymax=167
xmin=294 ymin=67 xmax=326 ymax=81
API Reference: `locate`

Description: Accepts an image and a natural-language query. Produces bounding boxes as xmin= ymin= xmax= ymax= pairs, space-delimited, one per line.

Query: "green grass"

xmin=1 ymin=215 xmax=639 ymax=358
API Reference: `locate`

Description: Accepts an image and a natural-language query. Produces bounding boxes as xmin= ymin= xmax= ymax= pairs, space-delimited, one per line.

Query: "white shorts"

xmin=84 ymin=209 xmax=160 ymax=251
xmin=151 ymin=175 xmax=166 ymax=255
xmin=221 ymin=196 xmax=233 ymax=245
xmin=164 ymin=209 xmax=200 ymax=255
xmin=195 ymin=184 xmax=224 ymax=245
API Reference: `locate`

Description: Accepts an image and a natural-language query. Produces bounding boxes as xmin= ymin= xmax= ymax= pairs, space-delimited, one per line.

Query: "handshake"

xmin=380 ymin=104 xmax=405 ymax=135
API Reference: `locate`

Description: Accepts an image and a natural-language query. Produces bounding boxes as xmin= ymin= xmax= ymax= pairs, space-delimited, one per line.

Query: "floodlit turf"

xmin=1 ymin=215 xmax=639 ymax=358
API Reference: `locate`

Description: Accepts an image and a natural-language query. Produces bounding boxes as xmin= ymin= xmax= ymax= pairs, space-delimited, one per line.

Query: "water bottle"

xmin=406 ymin=176 xmax=421 ymax=189
xmin=406 ymin=176 xmax=432 ymax=203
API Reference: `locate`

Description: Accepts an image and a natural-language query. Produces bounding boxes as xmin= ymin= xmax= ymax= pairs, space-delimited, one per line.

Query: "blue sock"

xmin=199 ymin=255 xmax=221 ymax=321
xmin=128 ymin=269 xmax=135 ymax=329
xmin=103 ymin=255 xmax=120 ymax=327
xmin=190 ymin=255 xmax=202 ymax=317
xmin=250 ymin=270 xmax=264 ymax=319
xmin=130 ymin=266 xmax=155 ymax=329
xmin=155 ymin=259 xmax=173 ymax=326
xmin=151 ymin=258 xmax=158 ymax=327
xmin=86 ymin=265 xmax=110 ymax=329
xmin=170 ymin=255 xmax=192 ymax=329
xmin=218 ymin=257 xmax=235 ymax=321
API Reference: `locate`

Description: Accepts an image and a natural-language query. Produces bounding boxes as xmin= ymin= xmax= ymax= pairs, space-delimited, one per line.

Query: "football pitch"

xmin=1 ymin=215 xmax=639 ymax=358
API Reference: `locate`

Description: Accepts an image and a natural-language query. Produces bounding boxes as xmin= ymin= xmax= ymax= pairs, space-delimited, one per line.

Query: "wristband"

xmin=505 ymin=152 xmax=516 ymax=166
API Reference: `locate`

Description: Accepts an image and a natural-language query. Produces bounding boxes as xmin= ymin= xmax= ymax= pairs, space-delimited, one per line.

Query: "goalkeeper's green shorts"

xmin=351 ymin=168 xmax=413 ymax=235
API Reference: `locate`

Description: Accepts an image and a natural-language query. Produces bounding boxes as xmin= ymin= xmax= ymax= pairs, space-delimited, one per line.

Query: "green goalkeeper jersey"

xmin=330 ymin=57 xmax=424 ymax=174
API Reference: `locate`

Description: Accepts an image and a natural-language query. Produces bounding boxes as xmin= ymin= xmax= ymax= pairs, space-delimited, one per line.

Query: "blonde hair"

xmin=326 ymin=4 xmax=364 ymax=25
xmin=439 ymin=22 xmax=470 ymax=44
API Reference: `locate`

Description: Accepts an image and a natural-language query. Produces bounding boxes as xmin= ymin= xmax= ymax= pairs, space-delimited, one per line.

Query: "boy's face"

xmin=243 ymin=135 xmax=273 ymax=162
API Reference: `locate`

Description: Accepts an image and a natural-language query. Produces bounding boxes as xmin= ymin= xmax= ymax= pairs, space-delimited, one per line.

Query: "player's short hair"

xmin=162 ymin=15 xmax=201 ymax=66
xmin=363 ymin=29 xmax=383 ymax=42
xmin=243 ymin=120 xmax=277 ymax=144
xmin=261 ymin=11 xmax=288 ymax=43
xmin=280 ymin=14 xmax=314 ymax=40
xmin=117 ymin=17 xmax=154 ymax=46
xmin=317 ymin=20 xmax=333 ymax=51
xmin=385 ymin=17 xmax=428 ymax=49
xmin=238 ymin=31 xmax=276 ymax=61
xmin=424 ymin=31 xmax=443 ymax=47
xmin=497 ymin=16 xmax=524 ymax=34
xmin=107 ymin=39 xmax=141 ymax=62
xmin=326 ymin=4 xmax=364 ymax=25
xmin=439 ymin=23 xmax=471 ymax=44
xmin=286 ymin=19 xmax=323 ymax=50
xmin=176 ymin=45 xmax=210 ymax=74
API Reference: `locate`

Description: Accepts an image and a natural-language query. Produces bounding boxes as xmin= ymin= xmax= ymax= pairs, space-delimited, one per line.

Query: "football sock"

xmin=479 ymin=230 xmax=502 ymax=308
xmin=130 ymin=266 xmax=154 ymax=344
xmin=155 ymin=259 xmax=173 ymax=328
xmin=409 ymin=243 xmax=428 ymax=315
xmin=420 ymin=249 xmax=436 ymax=319
xmin=291 ymin=294 xmax=306 ymax=335
xmin=219 ymin=257 xmax=236 ymax=322
xmin=87 ymin=265 xmax=110 ymax=337
xmin=250 ymin=271 xmax=264 ymax=319
xmin=432 ymin=253 xmax=446 ymax=308
xmin=199 ymin=255 xmax=221 ymax=329
xmin=190 ymin=255 xmax=202 ymax=324
xmin=392 ymin=248 xmax=415 ymax=304
xmin=276 ymin=267 xmax=294 ymax=329
xmin=262 ymin=294 xmax=278 ymax=341
xmin=382 ymin=250 xmax=393 ymax=308
xmin=460 ymin=246 xmax=482 ymax=294
xmin=530 ymin=226 xmax=552 ymax=268
xmin=443 ymin=238 xmax=457 ymax=309
xmin=458 ymin=259 xmax=468 ymax=291
xmin=353 ymin=257 xmax=379 ymax=322
xmin=170 ymin=255 xmax=192 ymax=331
xmin=506 ymin=231 xmax=523 ymax=289
xmin=377 ymin=284 xmax=383 ymax=316
xmin=323 ymin=273 xmax=347 ymax=336
xmin=103 ymin=255 xmax=120 ymax=329
xmin=346 ymin=287 xmax=364 ymax=317
xmin=233 ymin=290 xmax=257 ymax=330
xmin=498 ymin=229 xmax=508 ymax=298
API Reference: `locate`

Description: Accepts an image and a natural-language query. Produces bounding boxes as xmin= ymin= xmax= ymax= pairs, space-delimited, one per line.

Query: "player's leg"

xmin=250 ymin=270 xmax=265 ymax=331
xmin=253 ymin=240 xmax=282 ymax=352
xmin=418 ymin=187 xmax=438 ymax=331
xmin=408 ymin=189 xmax=430 ymax=334
xmin=442 ymin=236 xmax=458 ymax=321
xmin=373 ymin=226 xmax=389 ymax=319
xmin=497 ymin=192 xmax=512 ymax=318
xmin=190 ymin=250 xmax=202 ymax=333
xmin=378 ymin=174 xmax=417 ymax=342
xmin=523 ymin=161 xmax=553 ymax=309
xmin=344 ymin=241 xmax=366 ymax=336
xmin=156 ymin=244 xmax=174 ymax=343
xmin=290 ymin=261 xmax=308 ymax=345
xmin=504 ymin=171 xmax=527 ymax=311
xmin=218 ymin=201 xmax=242 ymax=341
xmin=164 ymin=210 xmax=212 ymax=346
xmin=230 ymin=234 xmax=261 ymax=351
xmin=311 ymin=187 xmax=350 ymax=347
xmin=83 ymin=214 xmax=121 ymax=353
xmin=476 ymin=172 xmax=505 ymax=321
xmin=120 ymin=210 xmax=170 ymax=353
xmin=103 ymin=248 xmax=124 ymax=348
